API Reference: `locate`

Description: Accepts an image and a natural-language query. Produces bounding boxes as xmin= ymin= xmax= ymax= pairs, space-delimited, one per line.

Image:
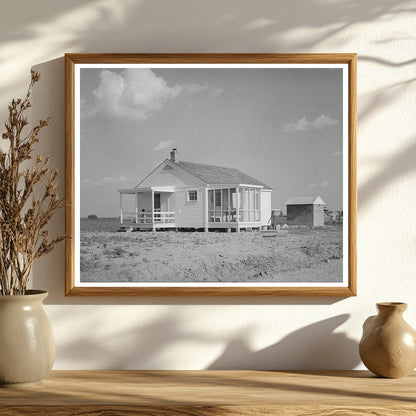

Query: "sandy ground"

xmin=80 ymin=219 xmax=343 ymax=283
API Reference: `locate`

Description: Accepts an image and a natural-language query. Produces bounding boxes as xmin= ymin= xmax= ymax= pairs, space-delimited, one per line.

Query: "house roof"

xmin=286 ymin=196 xmax=326 ymax=205
xmin=175 ymin=160 xmax=272 ymax=189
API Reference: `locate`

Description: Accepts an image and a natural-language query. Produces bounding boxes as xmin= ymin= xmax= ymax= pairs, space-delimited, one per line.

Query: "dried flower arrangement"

xmin=0 ymin=71 xmax=65 ymax=295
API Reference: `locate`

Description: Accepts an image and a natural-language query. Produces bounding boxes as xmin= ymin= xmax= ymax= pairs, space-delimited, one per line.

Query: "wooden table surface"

xmin=1 ymin=370 xmax=415 ymax=415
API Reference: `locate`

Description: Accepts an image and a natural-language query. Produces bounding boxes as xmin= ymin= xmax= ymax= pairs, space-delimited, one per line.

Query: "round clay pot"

xmin=359 ymin=302 xmax=416 ymax=378
xmin=0 ymin=290 xmax=55 ymax=387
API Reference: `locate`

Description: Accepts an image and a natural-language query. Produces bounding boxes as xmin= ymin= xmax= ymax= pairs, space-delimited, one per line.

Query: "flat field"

xmin=80 ymin=218 xmax=343 ymax=283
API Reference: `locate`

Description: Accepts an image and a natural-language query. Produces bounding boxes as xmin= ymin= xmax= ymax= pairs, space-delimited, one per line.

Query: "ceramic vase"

xmin=359 ymin=302 xmax=416 ymax=378
xmin=0 ymin=290 xmax=55 ymax=387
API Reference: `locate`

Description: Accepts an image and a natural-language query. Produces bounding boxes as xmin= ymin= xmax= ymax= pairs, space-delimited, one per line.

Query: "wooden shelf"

xmin=1 ymin=370 xmax=415 ymax=415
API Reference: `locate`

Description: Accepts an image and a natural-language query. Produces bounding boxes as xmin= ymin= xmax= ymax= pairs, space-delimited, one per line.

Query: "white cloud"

xmin=80 ymin=98 xmax=98 ymax=120
xmin=154 ymin=140 xmax=175 ymax=151
xmin=209 ymin=87 xmax=224 ymax=98
xmin=184 ymin=83 xmax=209 ymax=95
xmin=184 ymin=83 xmax=224 ymax=99
xmin=332 ymin=150 xmax=342 ymax=157
xmin=92 ymin=69 xmax=183 ymax=121
xmin=88 ymin=69 xmax=224 ymax=121
xmin=283 ymin=117 xmax=309 ymax=132
xmin=308 ymin=180 xmax=329 ymax=189
xmin=282 ymin=114 xmax=339 ymax=133
xmin=311 ymin=114 xmax=339 ymax=129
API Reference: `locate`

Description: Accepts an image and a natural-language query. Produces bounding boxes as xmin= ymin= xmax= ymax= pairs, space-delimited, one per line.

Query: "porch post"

xmin=204 ymin=187 xmax=208 ymax=232
xmin=258 ymin=189 xmax=261 ymax=226
xmin=228 ymin=188 xmax=231 ymax=222
xmin=151 ymin=189 xmax=155 ymax=232
xmin=135 ymin=192 xmax=139 ymax=224
xmin=119 ymin=192 xmax=123 ymax=224
xmin=236 ymin=187 xmax=240 ymax=233
xmin=244 ymin=188 xmax=252 ymax=221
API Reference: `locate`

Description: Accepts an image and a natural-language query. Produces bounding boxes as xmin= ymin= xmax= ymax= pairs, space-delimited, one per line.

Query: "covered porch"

xmin=207 ymin=186 xmax=262 ymax=231
xmin=118 ymin=186 xmax=175 ymax=231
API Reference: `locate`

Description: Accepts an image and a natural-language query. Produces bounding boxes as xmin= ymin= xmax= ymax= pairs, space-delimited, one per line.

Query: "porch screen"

xmin=238 ymin=188 xmax=261 ymax=222
xmin=208 ymin=188 xmax=237 ymax=222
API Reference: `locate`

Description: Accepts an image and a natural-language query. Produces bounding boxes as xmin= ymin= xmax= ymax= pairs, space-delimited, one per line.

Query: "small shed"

xmin=286 ymin=196 xmax=326 ymax=227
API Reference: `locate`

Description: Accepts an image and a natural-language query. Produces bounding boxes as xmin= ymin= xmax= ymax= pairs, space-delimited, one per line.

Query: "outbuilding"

xmin=286 ymin=196 xmax=326 ymax=227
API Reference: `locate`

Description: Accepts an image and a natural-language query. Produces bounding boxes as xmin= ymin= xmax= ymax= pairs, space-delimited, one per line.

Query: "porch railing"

xmin=121 ymin=211 xmax=175 ymax=225
xmin=208 ymin=210 xmax=261 ymax=223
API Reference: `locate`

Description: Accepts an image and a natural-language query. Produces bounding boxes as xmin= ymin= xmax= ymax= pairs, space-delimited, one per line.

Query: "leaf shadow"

xmin=207 ymin=314 xmax=360 ymax=370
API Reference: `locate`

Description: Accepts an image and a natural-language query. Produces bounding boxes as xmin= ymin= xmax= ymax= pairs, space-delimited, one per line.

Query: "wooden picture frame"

xmin=65 ymin=53 xmax=356 ymax=296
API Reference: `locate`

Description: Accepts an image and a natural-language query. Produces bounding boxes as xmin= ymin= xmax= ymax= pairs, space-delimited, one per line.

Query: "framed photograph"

xmin=65 ymin=53 xmax=356 ymax=296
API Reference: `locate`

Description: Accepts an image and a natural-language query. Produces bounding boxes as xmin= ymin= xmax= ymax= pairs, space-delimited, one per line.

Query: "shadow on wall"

xmin=54 ymin=311 xmax=215 ymax=369
xmin=53 ymin=307 xmax=359 ymax=370
xmin=359 ymin=138 xmax=416 ymax=210
xmin=208 ymin=314 xmax=360 ymax=370
xmin=1 ymin=0 xmax=413 ymax=53
xmin=30 ymin=56 xmax=67 ymax=301
xmin=0 ymin=0 xmax=414 ymax=97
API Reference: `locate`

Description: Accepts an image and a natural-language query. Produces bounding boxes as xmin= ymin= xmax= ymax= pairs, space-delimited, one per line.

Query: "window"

xmin=188 ymin=190 xmax=198 ymax=201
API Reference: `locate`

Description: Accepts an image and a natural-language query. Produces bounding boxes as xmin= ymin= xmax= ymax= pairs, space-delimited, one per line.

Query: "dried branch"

xmin=0 ymin=71 xmax=66 ymax=295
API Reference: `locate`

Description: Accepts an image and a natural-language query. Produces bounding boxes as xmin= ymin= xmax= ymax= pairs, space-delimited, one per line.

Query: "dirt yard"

xmin=80 ymin=218 xmax=343 ymax=283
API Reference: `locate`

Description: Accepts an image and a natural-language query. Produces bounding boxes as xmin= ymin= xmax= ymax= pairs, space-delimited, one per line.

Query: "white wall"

xmin=260 ymin=190 xmax=272 ymax=226
xmin=1 ymin=0 xmax=415 ymax=370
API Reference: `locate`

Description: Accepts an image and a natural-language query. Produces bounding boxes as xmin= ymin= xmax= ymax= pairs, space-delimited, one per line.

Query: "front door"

xmin=154 ymin=193 xmax=161 ymax=211
xmin=154 ymin=193 xmax=161 ymax=222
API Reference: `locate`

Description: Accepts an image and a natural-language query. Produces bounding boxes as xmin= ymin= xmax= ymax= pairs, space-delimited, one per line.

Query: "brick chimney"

xmin=170 ymin=148 xmax=178 ymax=163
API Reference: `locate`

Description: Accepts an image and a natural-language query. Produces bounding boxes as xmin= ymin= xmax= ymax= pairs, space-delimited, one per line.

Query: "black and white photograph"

xmin=65 ymin=54 xmax=356 ymax=296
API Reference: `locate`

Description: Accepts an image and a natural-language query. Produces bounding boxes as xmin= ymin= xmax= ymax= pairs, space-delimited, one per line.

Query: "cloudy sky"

xmin=79 ymin=66 xmax=344 ymax=217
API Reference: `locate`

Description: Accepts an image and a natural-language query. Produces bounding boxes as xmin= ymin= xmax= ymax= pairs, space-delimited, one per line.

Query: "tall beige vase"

xmin=0 ymin=290 xmax=55 ymax=387
xmin=359 ymin=302 xmax=416 ymax=378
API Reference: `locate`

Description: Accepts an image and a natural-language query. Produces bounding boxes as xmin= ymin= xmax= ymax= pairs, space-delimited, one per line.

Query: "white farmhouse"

xmin=118 ymin=149 xmax=272 ymax=232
